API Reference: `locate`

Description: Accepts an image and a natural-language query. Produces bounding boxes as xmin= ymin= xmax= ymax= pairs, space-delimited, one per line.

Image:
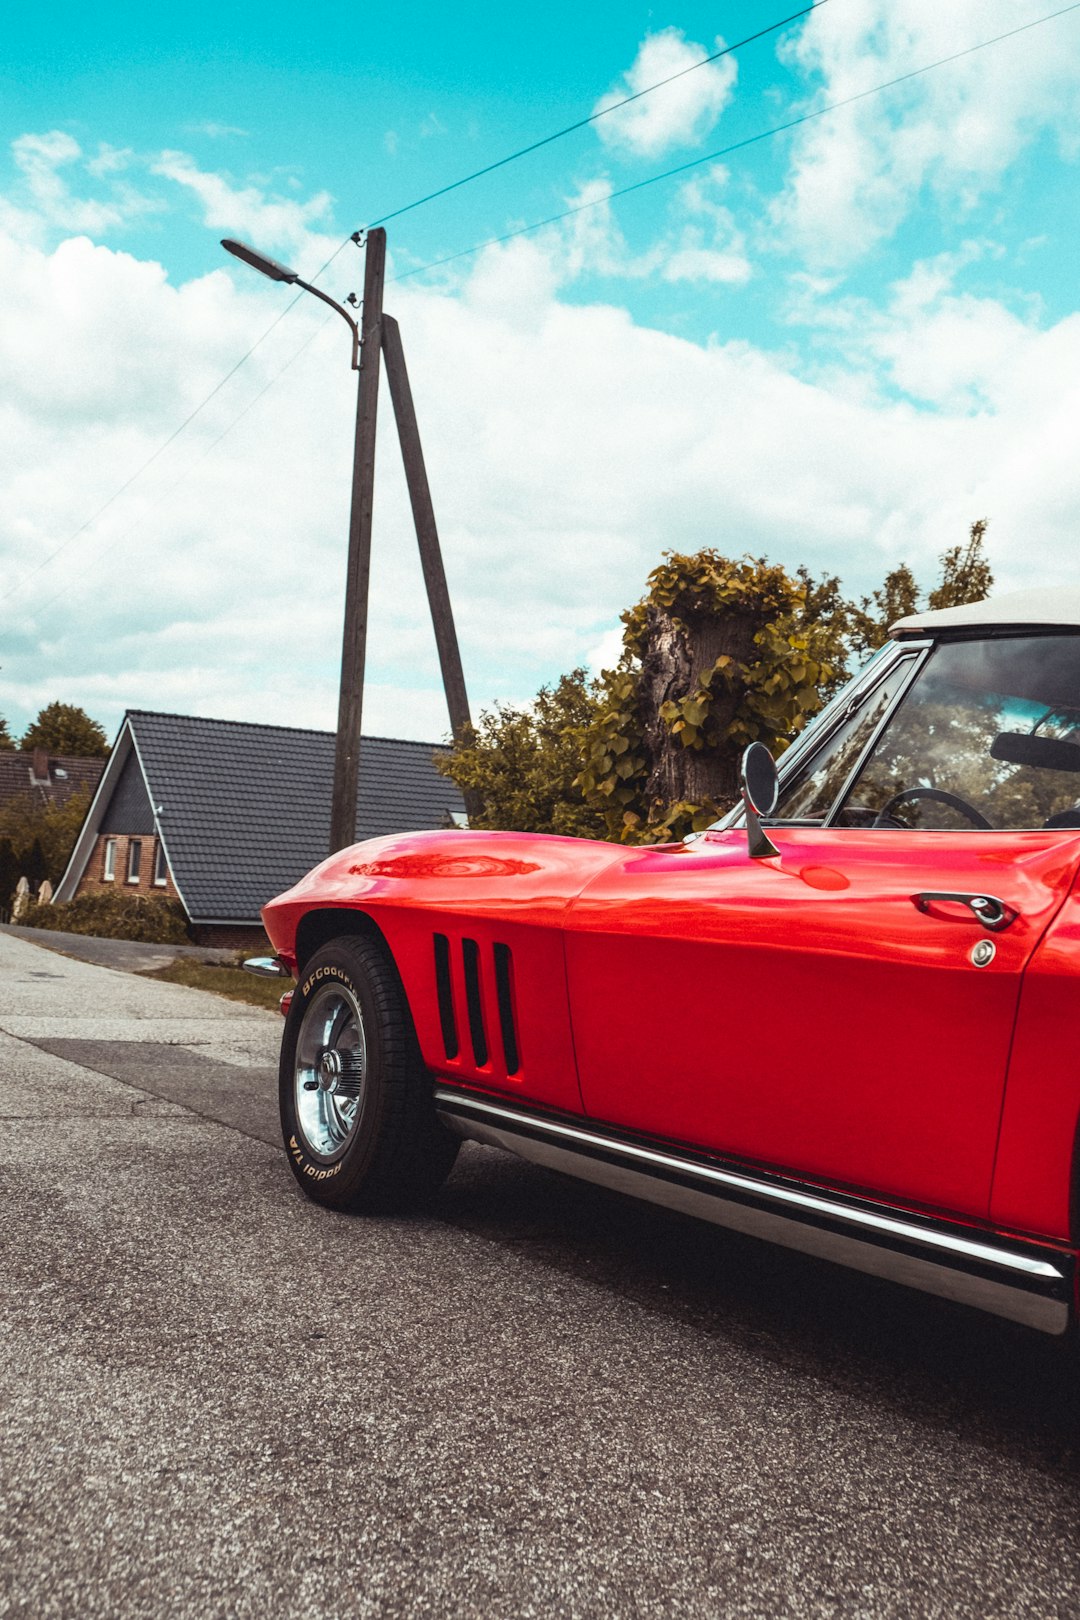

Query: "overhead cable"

xmin=30 ymin=316 xmax=338 ymax=617
xmin=388 ymin=0 xmax=1080 ymax=285
xmin=3 ymin=0 xmax=829 ymax=604
xmin=363 ymin=0 xmax=831 ymax=229
xmin=0 ymin=235 xmax=354 ymax=604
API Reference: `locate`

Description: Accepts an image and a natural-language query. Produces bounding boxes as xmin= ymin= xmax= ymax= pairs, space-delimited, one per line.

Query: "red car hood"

xmin=261 ymin=827 xmax=628 ymax=956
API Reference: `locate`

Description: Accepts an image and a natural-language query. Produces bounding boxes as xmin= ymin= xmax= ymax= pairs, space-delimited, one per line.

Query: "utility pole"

xmin=329 ymin=228 xmax=386 ymax=854
xmin=381 ymin=317 xmax=475 ymax=744
xmin=222 ymin=225 xmax=476 ymax=852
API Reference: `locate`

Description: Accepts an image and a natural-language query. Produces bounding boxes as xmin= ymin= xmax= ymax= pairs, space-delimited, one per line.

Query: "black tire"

xmin=279 ymin=934 xmax=459 ymax=1211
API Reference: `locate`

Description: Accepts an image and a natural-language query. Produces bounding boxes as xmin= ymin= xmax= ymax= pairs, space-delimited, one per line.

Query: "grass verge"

xmin=142 ymin=958 xmax=294 ymax=1011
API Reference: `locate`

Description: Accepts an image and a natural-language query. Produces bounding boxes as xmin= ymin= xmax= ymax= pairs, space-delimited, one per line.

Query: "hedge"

xmin=17 ymin=891 xmax=190 ymax=944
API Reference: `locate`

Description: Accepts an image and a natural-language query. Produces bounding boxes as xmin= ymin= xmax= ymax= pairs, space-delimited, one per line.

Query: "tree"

xmin=928 ymin=517 xmax=993 ymax=611
xmin=24 ymin=838 xmax=46 ymax=890
xmin=849 ymin=563 xmax=921 ymax=660
xmin=0 ymin=716 xmax=14 ymax=751
xmin=577 ymin=552 xmax=835 ymax=841
xmin=436 ymin=670 xmax=604 ymax=839
xmin=437 ymin=526 xmax=996 ymax=848
xmin=21 ymin=703 xmax=109 ymax=758
xmin=850 ymin=520 xmax=993 ymax=657
xmin=0 ymin=838 xmax=18 ymax=911
xmin=0 ymin=788 xmax=92 ymax=887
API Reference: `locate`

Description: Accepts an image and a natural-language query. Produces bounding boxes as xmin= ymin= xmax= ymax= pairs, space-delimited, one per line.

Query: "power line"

xmin=2 ymin=0 xmax=827 ymax=606
xmin=11 ymin=0 xmax=1080 ymax=606
xmin=364 ymin=1 xmax=831 ymax=230
xmin=30 ymin=313 xmax=338 ymax=618
xmin=388 ymin=0 xmax=1080 ymax=286
xmin=0 ymin=233 xmax=355 ymax=605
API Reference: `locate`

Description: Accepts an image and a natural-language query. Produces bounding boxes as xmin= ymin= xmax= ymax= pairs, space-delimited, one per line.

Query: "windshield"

xmin=833 ymin=635 xmax=1080 ymax=830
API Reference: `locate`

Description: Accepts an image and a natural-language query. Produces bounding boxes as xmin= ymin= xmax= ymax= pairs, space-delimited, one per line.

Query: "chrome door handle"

xmin=911 ymin=892 xmax=1017 ymax=931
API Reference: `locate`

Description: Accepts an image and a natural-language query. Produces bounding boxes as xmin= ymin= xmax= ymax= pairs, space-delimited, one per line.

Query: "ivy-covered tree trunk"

xmin=578 ymin=552 xmax=833 ymax=842
xmin=638 ymin=596 xmax=766 ymax=810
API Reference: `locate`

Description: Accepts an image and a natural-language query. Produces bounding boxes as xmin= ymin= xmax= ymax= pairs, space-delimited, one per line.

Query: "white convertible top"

xmin=891 ymin=586 xmax=1080 ymax=637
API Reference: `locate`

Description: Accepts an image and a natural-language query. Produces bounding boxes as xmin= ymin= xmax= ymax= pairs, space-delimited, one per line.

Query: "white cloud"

xmin=594 ymin=29 xmax=737 ymax=159
xmin=10 ymin=131 xmax=157 ymax=236
xmin=152 ymin=151 xmax=338 ymax=267
xmin=662 ymin=243 xmax=750 ymax=285
xmin=664 ymin=167 xmax=750 ymax=285
xmin=586 ymin=626 xmax=625 ymax=675
xmin=184 ymin=122 xmax=250 ymax=140
xmin=85 ymin=144 xmax=134 ymax=179
xmin=775 ymin=0 xmax=1080 ymax=264
xmin=787 ymin=244 xmax=1046 ymax=413
xmin=531 ymin=170 xmax=750 ymax=289
xmin=4 ymin=159 xmax=1080 ymax=747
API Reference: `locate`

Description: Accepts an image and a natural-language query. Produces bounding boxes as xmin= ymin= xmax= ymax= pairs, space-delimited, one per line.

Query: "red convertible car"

xmin=254 ymin=589 xmax=1080 ymax=1337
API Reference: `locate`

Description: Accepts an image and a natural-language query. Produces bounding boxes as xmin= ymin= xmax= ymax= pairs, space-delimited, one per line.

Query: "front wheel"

xmin=279 ymin=934 xmax=458 ymax=1211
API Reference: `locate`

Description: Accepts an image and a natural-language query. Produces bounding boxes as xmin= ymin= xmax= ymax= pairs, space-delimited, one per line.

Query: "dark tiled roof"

xmin=126 ymin=710 xmax=464 ymax=923
xmin=0 ymin=751 xmax=105 ymax=810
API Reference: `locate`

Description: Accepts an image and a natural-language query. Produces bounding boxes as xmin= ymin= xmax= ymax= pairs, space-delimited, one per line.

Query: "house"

xmin=0 ymin=749 xmax=105 ymax=812
xmin=55 ymin=709 xmax=466 ymax=946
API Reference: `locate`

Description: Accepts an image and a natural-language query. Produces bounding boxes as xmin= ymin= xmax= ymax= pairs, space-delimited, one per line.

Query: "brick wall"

xmin=187 ymin=924 xmax=271 ymax=952
xmin=76 ymin=833 xmax=181 ymax=902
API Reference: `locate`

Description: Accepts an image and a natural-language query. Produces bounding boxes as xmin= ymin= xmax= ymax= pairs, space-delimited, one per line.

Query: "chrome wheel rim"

xmin=294 ymin=983 xmax=367 ymax=1161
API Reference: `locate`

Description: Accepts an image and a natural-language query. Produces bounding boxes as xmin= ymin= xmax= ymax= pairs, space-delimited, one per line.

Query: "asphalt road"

xmin=2 ymin=929 xmax=1079 ymax=1619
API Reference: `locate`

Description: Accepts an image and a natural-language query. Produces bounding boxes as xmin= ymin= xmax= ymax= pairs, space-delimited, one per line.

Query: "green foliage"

xmin=794 ymin=568 xmax=859 ymax=701
xmin=849 ymin=564 xmax=921 ymax=660
xmin=852 ymin=520 xmax=993 ymax=654
xmin=437 ymin=522 xmax=996 ymax=848
xmin=577 ymin=552 xmax=836 ymax=843
xmin=928 ymin=517 xmax=994 ymax=611
xmin=21 ymin=702 xmax=109 ymax=758
xmin=573 ymin=666 xmax=651 ymax=830
xmin=24 ymin=838 xmax=46 ymax=889
xmin=0 ymin=788 xmax=92 ymax=888
xmin=0 ymin=715 xmax=14 ymax=751
xmin=435 ymin=669 xmax=605 ymax=838
xmin=17 ymin=890 xmax=190 ymax=943
xmin=0 ymin=838 xmax=18 ymax=911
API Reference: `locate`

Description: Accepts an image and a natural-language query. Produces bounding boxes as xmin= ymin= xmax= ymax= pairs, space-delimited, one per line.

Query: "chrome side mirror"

xmin=740 ymin=743 xmax=780 ymax=860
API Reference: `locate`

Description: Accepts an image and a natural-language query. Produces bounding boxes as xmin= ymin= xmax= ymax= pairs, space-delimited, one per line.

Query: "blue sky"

xmin=3 ymin=1 xmax=1080 ymax=744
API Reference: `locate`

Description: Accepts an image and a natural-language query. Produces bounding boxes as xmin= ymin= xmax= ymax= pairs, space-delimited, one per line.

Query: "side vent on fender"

xmin=461 ymin=937 xmax=489 ymax=1067
xmin=433 ymin=933 xmax=459 ymax=1060
xmin=493 ymin=943 xmax=520 ymax=1076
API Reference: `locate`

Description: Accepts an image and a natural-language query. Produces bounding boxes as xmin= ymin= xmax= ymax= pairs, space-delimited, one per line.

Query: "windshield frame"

xmin=712 ymin=639 xmax=930 ymax=833
xmin=824 ymin=629 xmax=1080 ymax=833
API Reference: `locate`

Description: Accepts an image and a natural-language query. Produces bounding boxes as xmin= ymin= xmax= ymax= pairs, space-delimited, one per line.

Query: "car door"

xmin=564 ymin=633 xmax=1080 ymax=1221
xmin=563 ymin=825 xmax=1080 ymax=1220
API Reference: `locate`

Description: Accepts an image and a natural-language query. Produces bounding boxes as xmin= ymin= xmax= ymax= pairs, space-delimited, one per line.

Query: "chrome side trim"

xmin=435 ymin=1090 xmax=1071 ymax=1334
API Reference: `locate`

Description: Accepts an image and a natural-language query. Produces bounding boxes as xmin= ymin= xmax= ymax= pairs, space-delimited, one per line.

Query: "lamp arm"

xmin=295 ymin=277 xmax=361 ymax=369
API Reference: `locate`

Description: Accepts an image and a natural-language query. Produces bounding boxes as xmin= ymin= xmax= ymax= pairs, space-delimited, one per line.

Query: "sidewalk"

xmin=0 ymin=921 xmax=241 ymax=976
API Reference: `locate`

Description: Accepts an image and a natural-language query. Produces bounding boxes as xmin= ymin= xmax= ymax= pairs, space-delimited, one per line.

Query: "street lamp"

xmin=221 ymin=231 xmax=388 ymax=852
xmin=221 ymin=238 xmax=360 ymax=368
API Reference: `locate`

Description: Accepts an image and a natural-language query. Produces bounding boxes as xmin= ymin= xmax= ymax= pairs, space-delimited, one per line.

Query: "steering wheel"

xmin=871 ymin=786 xmax=993 ymax=830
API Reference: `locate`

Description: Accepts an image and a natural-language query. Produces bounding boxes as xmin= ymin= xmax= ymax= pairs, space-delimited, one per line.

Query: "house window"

xmin=127 ymin=840 xmax=142 ymax=884
xmin=103 ymin=839 xmax=117 ymax=881
xmin=153 ymin=841 xmax=168 ymax=887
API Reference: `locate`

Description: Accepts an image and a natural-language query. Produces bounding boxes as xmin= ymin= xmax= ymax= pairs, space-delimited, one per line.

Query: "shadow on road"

xmin=436 ymin=1143 xmax=1080 ymax=1476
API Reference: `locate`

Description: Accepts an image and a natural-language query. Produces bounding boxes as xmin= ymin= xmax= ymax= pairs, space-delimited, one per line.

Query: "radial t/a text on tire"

xmin=279 ymin=934 xmax=458 ymax=1211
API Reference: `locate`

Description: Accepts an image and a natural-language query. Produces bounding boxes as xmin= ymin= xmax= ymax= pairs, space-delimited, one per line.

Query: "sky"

xmin=3 ymin=0 xmax=1080 ymax=745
